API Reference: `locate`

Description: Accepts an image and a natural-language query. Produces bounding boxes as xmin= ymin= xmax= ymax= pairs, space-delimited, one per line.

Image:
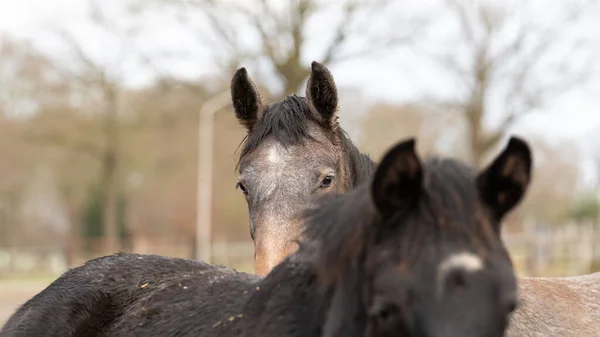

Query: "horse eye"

xmin=236 ymin=182 xmax=248 ymax=195
xmin=319 ymin=175 xmax=334 ymax=188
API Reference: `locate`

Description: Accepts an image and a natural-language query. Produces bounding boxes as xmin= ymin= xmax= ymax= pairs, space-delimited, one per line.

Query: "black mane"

xmin=301 ymin=156 xmax=499 ymax=284
xmin=240 ymin=95 xmax=315 ymax=157
xmin=237 ymin=94 xmax=374 ymax=183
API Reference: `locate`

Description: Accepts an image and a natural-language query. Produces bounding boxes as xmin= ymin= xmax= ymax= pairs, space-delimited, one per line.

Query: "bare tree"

xmin=156 ymin=0 xmax=425 ymax=97
xmin=420 ymin=0 xmax=598 ymax=165
xmin=0 ymin=39 xmax=67 ymax=118
xmin=360 ymin=102 xmax=441 ymax=160
xmin=36 ymin=0 xmax=153 ymax=253
xmin=0 ymin=39 xmax=70 ymax=246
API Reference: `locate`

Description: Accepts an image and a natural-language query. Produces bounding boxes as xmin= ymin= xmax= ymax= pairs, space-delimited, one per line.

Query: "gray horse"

xmin=231 ymin=61 xmax=374 ymax=275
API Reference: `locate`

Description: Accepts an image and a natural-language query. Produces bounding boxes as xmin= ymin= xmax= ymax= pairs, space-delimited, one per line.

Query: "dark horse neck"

xmin=239 ymin=259 xmax=333 ymax=337
xmin=246 ymin=251 xmax=367 ymax=337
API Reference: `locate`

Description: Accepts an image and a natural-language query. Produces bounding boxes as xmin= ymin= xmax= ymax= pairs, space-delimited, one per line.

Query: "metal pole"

xmin=196 ymin=90 xmax=232 ymax=263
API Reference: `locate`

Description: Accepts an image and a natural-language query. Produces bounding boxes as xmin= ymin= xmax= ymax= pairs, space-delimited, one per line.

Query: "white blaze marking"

xmin=439 ymin=251 xmax=483 ymax=274
xmin=268 ymin=144 xmax=283 ymax=164
xmin=437 ymin=251 xmax=483 ymax=296
xmin=262 ymin=143 xmax=290 ymax=197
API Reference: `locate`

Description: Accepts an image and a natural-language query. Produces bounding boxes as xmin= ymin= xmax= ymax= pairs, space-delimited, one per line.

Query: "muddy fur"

xmin=0 ymin=254 xmax=259 ymax=336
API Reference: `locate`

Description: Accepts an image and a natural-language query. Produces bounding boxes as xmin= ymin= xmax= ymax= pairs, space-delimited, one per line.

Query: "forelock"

xmin=238 ymin=95 xmax=319 ymax=164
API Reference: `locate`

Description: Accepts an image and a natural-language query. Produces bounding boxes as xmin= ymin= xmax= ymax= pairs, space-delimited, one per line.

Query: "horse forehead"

xmin=245 ymin=142 xmax=312 ymax=192
xmin=256 ymin=139 xmax=332 ymax=167
xmin=266 ymin=142 xmax=290 ymax=164
xmin=259 ymin=142 xmax=306 ymax=170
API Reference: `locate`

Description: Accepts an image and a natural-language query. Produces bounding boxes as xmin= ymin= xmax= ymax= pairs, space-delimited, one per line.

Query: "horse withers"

xmin=0 ymin=136 xmax=531 ymax=337
xmin=231 ymin=61 xmax=374 ymax=275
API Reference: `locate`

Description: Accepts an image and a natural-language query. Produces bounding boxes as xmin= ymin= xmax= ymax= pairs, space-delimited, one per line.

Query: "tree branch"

xmin=449 ymin=0 xmax=476 ymax=43
xmin=55 ymin=29 xmax=106 ymax=86
xmin=321 ymin=0 xmax=361 ymax=64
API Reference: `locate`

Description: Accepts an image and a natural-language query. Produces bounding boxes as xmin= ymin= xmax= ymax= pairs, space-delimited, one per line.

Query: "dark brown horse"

xmin=0 ymin=137 xmax=531 ymax=337
xmin=242 ymin=115 xmax=600 ymax=336
xmin=231 ymin=61 xmax=374 ymax=275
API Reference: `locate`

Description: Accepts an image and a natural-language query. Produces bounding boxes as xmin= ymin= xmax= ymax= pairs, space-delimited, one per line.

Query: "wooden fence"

xmin=1 ymin=222 xmax=599 ymax=278
xmin=503 ymin=221 xmax=600 ymax=276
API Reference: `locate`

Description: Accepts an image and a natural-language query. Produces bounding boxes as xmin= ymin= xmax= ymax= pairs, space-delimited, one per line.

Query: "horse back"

xmin=508 ymin=272 xmax=600 ymax=337
xmin=104 ymin=261 xmax=322 ymax=337
xmin=0 ymin=253 xmax=221 ymax=337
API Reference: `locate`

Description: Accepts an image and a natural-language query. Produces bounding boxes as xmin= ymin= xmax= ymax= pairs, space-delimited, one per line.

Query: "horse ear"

xmin=231 ymin=67 xmax=266 ymax=132
xmin=371 ymin=138 xmax=423 ymax=217
xmin=477 ymin=136 xmax=532 ymax=224
xmin=306 ymin=61 xmax=339 ymax=128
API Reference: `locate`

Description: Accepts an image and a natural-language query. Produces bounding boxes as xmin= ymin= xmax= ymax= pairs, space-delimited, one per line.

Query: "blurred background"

xmin=1 ymin=0 xmax=600 ymax=325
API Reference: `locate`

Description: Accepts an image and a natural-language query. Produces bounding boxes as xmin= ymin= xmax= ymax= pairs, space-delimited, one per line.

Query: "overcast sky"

xmin=1 ymin=0 xmax=599 ymax=182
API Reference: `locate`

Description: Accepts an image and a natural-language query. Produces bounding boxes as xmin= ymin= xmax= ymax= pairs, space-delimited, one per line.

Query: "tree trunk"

xmin=284 ymin=68 xmax=309 ymax=96
xmin=466 ymin=101 xmax=486 ymax=167
xmin=102 ymin=87 xmax=120 ymax=254
xmin=466 ymin=52 xmax=489 ymax=167
xmin=65 ymin=194 xmax=78 ymax=267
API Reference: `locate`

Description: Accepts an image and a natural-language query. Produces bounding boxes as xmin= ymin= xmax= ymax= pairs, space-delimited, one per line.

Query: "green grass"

xmin=0 ymin=274 xmax=59 ymax=285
